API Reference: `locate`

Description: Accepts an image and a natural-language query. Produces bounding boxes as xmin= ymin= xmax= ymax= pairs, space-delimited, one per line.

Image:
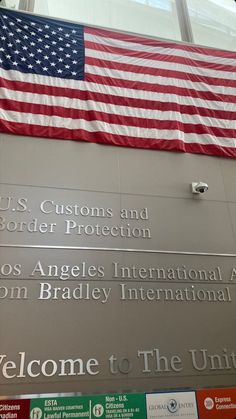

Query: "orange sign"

xmin=197 ymin=388 xmax=236 ymax=419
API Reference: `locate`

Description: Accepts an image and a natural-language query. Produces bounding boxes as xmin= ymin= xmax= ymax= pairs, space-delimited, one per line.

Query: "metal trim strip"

xmin=0 ymin=244 xmax=236 ymax=257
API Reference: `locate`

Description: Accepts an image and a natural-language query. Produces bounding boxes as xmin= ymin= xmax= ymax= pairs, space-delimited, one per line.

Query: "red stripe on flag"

xmin=1 ymin=119 xmax=236 ymax=158
xmin=85 ymin=40 xmax=236 ymax=73
xmin=1 ymin=98 xmax=235 ymax=139
xmin=86 ymin=56 xmax=236 ymax=88
xmin=85 ymin=73 xmax=236 ymax=103
xmin=85 ymin=27 xmax=236 ymax=60
xmin=1 ymin=77 xmax=235 ymax=121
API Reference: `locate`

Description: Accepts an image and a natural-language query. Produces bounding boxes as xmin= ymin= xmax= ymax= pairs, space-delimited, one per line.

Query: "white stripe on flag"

xmin=2 ymin=110 xmax=236 ymax=148
xmin=86 ymin=48 xmax=236 ymax=80
xmin=84 ymin=32 xmax=236 ymax=67
xmin=1 ymin=87 xmax=235 ymax=130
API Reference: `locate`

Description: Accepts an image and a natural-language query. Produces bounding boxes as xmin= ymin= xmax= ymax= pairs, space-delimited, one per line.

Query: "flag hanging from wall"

xmin=0 ymin=8 xmax=236 ymax=158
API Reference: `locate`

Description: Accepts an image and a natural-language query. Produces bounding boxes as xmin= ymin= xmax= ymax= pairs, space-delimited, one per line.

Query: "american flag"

xmin=0 ymin=8 xmax=236 ymax=158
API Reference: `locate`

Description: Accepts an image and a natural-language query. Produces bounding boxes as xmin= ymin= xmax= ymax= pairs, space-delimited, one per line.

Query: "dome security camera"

xmin=191 ymin=182 xmax=209 ymax=194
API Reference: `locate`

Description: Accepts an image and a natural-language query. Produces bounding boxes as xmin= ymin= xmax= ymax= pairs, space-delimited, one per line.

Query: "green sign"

xmin=29 ymin=393 xmax=146 ymax=419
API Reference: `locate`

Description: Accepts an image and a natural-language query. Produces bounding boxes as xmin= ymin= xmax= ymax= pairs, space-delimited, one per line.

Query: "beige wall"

xmin=0 ymin=133 xmax=236 ymax=396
